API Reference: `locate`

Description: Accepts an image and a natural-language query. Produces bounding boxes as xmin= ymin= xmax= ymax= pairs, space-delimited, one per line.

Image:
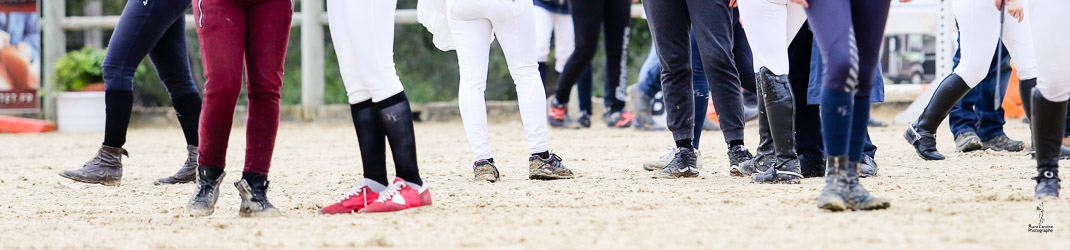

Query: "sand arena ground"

xmin=1 ymin=111 xmax=1068 ymax=249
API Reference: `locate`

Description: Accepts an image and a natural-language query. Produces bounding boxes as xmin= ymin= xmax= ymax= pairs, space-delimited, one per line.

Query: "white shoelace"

xmin=374 ymin=182 xmax=407 ymax=203
xmin=338 ymin=185 xmax=368 ymax=204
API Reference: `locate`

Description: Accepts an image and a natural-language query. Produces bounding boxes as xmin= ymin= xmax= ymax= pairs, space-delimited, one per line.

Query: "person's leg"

xmin=732 ymin=8 xmax=755 ymax=93
xmin=326 ymin=0 xmax=402 ymax=187
xmin=600 ymin=0 xmax=631 ymax=113
xmin=788 ymin=22 xmax=825 ymax=177
xmin=229 ymin=0 xmax=292 ymax=218
xmin=905 ymin=0 xmax=1002 ymax=160
xmin=242 ymin=0 xmax=292 ymax=177
xmin=100 ymin=0 xmax=189 ymax=149
xmin=534 ymin=7 xmax=554 ymax=65
xmin=490 ymin=0 xmax=573 ymax=180
xmin=809 ymin=0 xmax=890 ymax=211
xmin=150 ymin=17 xmax=200 ymax=147
xmin=553 ymin=0 xmax=604 ymax=105
xmin=149 ymin=12 xmax=204 ymax=185
xmin=61 ymin=0 xmax=189 ymax=186
xmin=449 ymin=4 xmax=495 ymax=162
xmin=977 ymin=47 xmax=1022 ymax=151
xmin=690 ymin=33 xmax=709 ymax=149
xmin=946 ymin=26 xmax=981 ymax=143
xmin=490 ymin=1 xmax=550 ymax=157
xmin=188 ymin=0 xmax=247 ymax=217
xmin=1026 ymin=0 xmax=1070 ymax=199
xmin=689 ymin=0 xmax=744 ymax=147
xmin=644 ymin=0 xmax=699 ymax=178
xmin=632 ymin=44 xmax=661 ymax=129
xmin=553 ymin=12 xmax=575 ymax=74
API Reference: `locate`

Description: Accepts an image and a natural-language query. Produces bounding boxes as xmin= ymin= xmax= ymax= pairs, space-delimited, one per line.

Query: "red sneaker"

xmin=320 ymin=184 xmax=380 ymax=214
xmin=359 ymin=178 xmax=432 ymax=213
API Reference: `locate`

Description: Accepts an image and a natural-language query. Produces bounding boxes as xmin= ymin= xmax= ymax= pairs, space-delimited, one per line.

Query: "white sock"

xmin=362 ymin=178 xmax=387 ymax=193
xmin=405 ymin=181 xmax=423 ymax=191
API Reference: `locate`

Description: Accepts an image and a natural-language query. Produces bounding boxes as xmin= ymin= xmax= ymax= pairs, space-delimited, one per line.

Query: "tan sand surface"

xmin=1 ymin=118 xmax=1068 ymax=249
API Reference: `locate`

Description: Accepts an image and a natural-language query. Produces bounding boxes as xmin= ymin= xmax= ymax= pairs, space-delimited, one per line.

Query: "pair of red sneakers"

xmin=321 ymin=177 xmax=432 ymax=214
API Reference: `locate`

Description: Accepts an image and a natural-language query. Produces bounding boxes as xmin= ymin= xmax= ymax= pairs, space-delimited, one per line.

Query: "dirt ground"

xmin=2 ymin=113 xmax=1069 ymax=249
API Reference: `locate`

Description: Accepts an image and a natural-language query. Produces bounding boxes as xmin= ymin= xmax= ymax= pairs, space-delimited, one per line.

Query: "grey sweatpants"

xmin=642 ymin=0 xmax=744 ymax=142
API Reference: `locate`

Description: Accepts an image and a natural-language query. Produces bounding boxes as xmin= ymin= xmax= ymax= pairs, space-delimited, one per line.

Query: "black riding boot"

xmin=905 ymin=74 xmax=972 ymax=160
xmin=1031 ymin=89 xmax=1064 ymax=199
xmin=752 ymin=67 xmax=802 ymax=184
xmin=734 ymin=73 xmax=773 ymax=177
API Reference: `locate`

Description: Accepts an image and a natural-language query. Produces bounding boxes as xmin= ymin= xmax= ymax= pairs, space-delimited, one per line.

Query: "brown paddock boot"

xmin=59 ymin=145 xmax=128 ymax=186
xmin=155 ymin=145 xmax=198 ymax=185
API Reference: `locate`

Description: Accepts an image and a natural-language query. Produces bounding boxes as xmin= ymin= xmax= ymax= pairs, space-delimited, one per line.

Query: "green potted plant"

xmin=53 ymin=47 xmax=145 ymax=132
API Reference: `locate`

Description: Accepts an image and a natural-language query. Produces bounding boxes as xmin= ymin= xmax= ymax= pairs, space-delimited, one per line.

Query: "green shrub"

xmin=53 ymin=47 xmax=148 ymax=91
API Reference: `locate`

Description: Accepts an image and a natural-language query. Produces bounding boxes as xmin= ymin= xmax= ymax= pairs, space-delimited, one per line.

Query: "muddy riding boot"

xmin=1030 ymin=89 xmax=1065 ymax=199
xmin=751 ymin=68 xmax=802 ymax=184
xmin=60 ymin=145 xmax=128 ymax=186
xmin=235 ymin=173 xmax=281 ymax=217
xmin=817 ymin=155 xmax=850 ymax=211
xmin=155 ymin=145 xmax=198 ymax=185
xmin=904 ymin=74 xmax=972 ymax=160
xmin=734 ymin=76 xmax=773 ymax=177
xmin=187 ymin=165 xmax=225 ymax=216
xmin=845 ymin=161 xmax=890 ymax=210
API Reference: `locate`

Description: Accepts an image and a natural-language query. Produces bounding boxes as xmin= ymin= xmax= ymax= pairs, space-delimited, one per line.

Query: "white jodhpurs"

xmin=951 ymin=0 xmax=1038 ymax=87
xmin=1026 ymin=0 xmax=1070 ymax=102
xmin=737 ymin=0 xmax=807 ymax=75
xmin=327 ymin=0 xmax=405 ymax=104
xmin=449 ymin=0 xmax=550 ymax=161
xmin=534 ymin=7 xmax=575 ymax=73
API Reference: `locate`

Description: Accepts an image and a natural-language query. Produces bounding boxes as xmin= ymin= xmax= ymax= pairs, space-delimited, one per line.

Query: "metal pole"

xmin=301 ymin=0 xmax=325 ymax=120
xmin=42 ymin=0 xmax=66 ymax=120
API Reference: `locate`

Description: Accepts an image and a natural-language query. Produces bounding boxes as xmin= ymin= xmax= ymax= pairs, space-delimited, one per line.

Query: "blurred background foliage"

xmin=61 ymin=0 xmax=653 ymax=107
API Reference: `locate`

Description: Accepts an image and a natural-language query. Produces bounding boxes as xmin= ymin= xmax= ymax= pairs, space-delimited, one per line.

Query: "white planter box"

xmin=56 ymin=91 xmax=106 ymax=133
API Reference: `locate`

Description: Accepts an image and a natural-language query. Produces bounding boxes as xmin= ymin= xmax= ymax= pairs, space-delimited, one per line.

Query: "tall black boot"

xmin=1020 ymin=78 xmax=1070 ymax=159
xmin=1020 ymin=78 xmax=1037 ymax=118
xmin=752 ymin=67 xmax=802 ymax=184
xmin=376 ymin=93 xmax=423 ymax=186
xmin=735 ymin=73 xmax=774 ymax=177
xmin=1031 ymin=89 xmax=1064 ymax=199
xmin=904 ymin=74 xmax=972 ymax=160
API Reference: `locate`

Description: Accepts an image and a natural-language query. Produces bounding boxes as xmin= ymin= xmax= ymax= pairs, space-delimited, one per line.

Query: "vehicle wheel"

xmin=910 ymin=73 xmax=923 ymax=84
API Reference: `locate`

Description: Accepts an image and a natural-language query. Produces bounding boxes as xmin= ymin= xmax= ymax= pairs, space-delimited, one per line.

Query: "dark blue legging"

xmin=806 ymin=0 xmax=890 ymax=161
xmin=102 ymin=0 xmax=198 ymax=98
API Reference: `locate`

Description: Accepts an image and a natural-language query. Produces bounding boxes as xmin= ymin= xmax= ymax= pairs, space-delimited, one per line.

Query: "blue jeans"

xmin=102 ymin=0 xmax=198 ymax=99
xmin=948 ymin=42 xmax=1011 ymax=140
